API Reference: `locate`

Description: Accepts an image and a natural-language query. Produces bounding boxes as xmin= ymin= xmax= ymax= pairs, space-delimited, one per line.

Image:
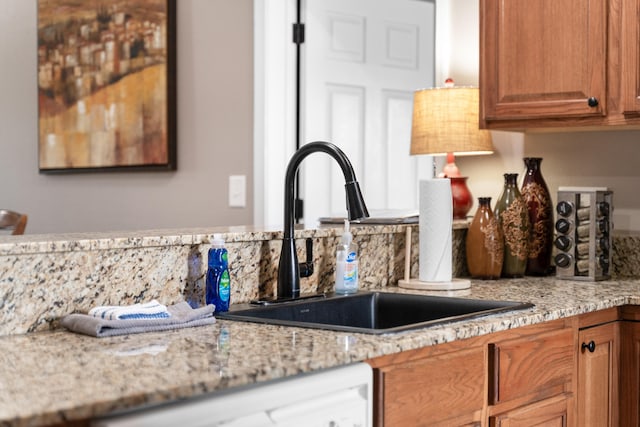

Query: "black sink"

xmin=217 ymin=291 xmax=534 ymax=334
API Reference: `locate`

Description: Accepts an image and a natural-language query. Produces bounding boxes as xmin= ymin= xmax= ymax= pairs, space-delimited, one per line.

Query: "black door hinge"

xmin=293 ymin=23 xmax=305 ymax=44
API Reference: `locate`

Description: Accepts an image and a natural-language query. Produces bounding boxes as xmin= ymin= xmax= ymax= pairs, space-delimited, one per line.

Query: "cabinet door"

xmin=489 ymin=327 xmax=574 ymax=405
xmin=620 ymin=320 xmax=640 ymax=425
xmin=480 ymin=0 xmax=607 ymax=122
xmin=375 ymin=346 xmax=484 ymax=426
xmin=622 ymin=0 xmax=640 ymax=114
xmin=489 ymin=394 xmax=571 ymax=427
xmin=577 ymin=322 xmax=619 ymax=427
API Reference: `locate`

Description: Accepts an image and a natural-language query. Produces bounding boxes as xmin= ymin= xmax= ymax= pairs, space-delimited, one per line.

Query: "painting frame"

xmin=37 ymin=0 xmax=177 ymax=173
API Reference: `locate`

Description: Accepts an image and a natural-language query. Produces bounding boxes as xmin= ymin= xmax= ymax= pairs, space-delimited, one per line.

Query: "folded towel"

xmin=61 ymin=302 xmax=216 ymax=338
xmin=89 ymin=299 xmax=170 ymax=320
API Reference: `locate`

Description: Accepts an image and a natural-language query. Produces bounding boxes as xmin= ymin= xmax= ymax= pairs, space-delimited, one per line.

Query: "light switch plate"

xmin=229 ymin=175 xmax=246 ymax=208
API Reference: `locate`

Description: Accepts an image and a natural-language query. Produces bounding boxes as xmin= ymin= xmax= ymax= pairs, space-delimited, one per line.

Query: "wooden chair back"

xmin=0 ymin=210 xmax=28 ymax=235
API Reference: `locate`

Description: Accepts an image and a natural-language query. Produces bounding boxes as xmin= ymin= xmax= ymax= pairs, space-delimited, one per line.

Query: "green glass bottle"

xmin=495 ymin=173 xmax=530 ymax=277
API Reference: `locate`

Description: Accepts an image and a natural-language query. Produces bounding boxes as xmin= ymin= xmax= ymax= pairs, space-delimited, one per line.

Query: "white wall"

xmin=0 ymin=0 xmax=254 ymax=234
xmin=444 ymin=0 xmax=640 ymax=231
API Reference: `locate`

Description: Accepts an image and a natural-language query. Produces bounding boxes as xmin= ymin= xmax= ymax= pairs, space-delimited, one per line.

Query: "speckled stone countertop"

xmin=4 ymin=277 xmax=640 ymax=427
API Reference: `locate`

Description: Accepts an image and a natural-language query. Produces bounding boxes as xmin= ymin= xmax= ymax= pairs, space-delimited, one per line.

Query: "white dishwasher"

xmin=93 ymin=362 xmax=372 ymax=427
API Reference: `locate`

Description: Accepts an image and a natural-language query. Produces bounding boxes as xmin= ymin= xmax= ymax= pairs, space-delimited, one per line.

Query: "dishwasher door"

xmin=93 ymin=362 xmax=373 ymax=427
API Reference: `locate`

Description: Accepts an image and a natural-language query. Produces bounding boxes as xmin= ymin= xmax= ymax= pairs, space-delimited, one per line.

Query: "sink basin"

xmin=217 ymin=291 xmax=534 ymax=334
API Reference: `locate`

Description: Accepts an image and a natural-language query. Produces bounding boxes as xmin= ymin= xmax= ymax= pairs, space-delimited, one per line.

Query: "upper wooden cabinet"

xmin=622 ymin=0 xmax=640 ymax=114
xmin=480 ymin=0 xmax=640 ymax=129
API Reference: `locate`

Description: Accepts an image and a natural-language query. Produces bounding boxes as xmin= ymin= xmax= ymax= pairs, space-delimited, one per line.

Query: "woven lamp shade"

xmin=410 ymin=87 xmax=493 ymax=156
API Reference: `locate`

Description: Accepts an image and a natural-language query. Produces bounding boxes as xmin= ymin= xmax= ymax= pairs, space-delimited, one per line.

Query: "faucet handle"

xmin=299 ymin=238 xmax=314 ymax=278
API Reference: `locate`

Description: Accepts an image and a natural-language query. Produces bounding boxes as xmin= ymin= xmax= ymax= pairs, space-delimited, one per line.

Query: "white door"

xmin=300 ymin=0 xmax=435 ymax=226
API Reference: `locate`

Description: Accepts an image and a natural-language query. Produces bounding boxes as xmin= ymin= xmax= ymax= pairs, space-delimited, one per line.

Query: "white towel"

xmin=89 ymin=299 xmax=171 ymax=320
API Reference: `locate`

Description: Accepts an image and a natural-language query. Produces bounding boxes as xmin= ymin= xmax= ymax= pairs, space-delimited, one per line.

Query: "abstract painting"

xmin=37 ymin=0 xmax=176 ymax=172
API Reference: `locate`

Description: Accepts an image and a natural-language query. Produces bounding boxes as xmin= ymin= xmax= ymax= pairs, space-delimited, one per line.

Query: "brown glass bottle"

xmin=466 ymin=197 xmax=504 ymax=279
xmin=521 ymin=158 xmax=554 ymax=275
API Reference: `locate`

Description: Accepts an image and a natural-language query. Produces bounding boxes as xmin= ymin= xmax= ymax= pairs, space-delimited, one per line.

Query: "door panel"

xmin=383 ymin=91 xmax=417 ymax=209
xmin=577 ymin=322 xmax=619 ymax=427
xmin=303 ymin=0 xmax=435 ymax=225
xmin=327 ymin=84 xmax=365 ymax=214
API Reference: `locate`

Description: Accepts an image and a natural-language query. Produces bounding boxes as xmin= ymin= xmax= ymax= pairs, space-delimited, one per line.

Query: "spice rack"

xmin=554 ymin=187 xmax=613 ymax=281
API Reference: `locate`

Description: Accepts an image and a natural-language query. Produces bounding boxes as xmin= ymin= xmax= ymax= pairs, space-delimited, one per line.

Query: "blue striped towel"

xmin=62 ymin=302 xmax=215 ymax=337
xmin=88 ymin=300 xmax=171 ymax=320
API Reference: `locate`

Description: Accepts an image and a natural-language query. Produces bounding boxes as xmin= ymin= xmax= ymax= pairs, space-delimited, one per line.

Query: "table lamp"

xmin=410 ymin=84 xmax=494 ymax=219
xmin=398 ymin=84 xmax=493 ymax=291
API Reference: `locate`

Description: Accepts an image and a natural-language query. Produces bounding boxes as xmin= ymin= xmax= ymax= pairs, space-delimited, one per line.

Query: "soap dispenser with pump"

xmin=335 ymin=220 xmax=358 ymax=294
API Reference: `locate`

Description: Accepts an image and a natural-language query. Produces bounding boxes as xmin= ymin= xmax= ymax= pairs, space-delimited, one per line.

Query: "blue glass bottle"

xmin=206 ymin=234 xmax=230 ymax=312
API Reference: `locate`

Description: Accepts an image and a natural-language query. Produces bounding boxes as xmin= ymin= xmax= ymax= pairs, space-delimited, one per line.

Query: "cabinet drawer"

xmin=489 ymin=327 xmax=574 ymax=404
xmin=489 ymin=394 xmax=571 ymax=427
xmin=378 ymin=346 xmax=484 ymax=426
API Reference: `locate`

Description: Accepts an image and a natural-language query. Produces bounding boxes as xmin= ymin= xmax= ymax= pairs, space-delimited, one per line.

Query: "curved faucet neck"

xmin=278 ymin=141 xmax=368 ymax=300
xmin=283 ymin=141 xmax=357 ymax=239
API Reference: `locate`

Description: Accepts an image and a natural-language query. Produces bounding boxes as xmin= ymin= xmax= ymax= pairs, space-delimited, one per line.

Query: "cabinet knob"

xmin=588 ymin=97 xmax=599 ymax=107
xmin=581 ymin=340 xmax=596 ymax=353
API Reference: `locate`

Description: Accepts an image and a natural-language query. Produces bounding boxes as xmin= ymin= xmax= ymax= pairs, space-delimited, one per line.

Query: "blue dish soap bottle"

xmin=206 ymin=234 xmax=230 ymax=312
xmin=335 ymin=220 xmax=358 ymax=294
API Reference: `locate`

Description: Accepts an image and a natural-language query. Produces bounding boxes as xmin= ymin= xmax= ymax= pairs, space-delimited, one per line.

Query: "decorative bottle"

xmin=466 ymin=197 xmax=504 ymax=279
xmin=494 ymin=173 xmax=530 ymax=277
xmin=521 ymin=157 xmax=554 ymax=275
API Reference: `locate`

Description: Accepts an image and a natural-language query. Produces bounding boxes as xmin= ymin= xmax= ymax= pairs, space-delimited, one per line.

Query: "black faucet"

xmin=277 ymin=141 xmax=369 ymax=300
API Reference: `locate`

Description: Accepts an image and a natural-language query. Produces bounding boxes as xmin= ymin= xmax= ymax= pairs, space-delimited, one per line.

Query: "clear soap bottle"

xmin=206 ymin=234 xmax=230 ymax=312
xmin=335 ymin=220 xmax=358 ymax=294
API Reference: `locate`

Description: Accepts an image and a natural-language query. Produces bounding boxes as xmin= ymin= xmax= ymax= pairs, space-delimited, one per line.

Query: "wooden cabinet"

xmin=368 ymin=343 xmax=485 ymax=426
xmin=480 ymin=0 xmax=607 ymax=123
xmin=487 ymin=323 xmax=576 ymax=426
xmin=620 ymin=306 xmax=640 ymax=425
xmin=488 ymin=327 xmax=574 ymax=405
xmin=367 ymin=319 xmax=575 ymax=426
xmin=577 ymin=321 xmax=619 ymax=426
xmin=480 ymin=0 xmax=640 ymax=129
xmin=621 ymin=0 xmax=640 ymax=115
xmin=367 ymin=309 xmax=640 ymax=426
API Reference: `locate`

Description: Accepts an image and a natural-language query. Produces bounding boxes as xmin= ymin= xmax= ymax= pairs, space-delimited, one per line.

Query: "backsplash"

xmin=0 ymin=224 xmax=467 ymax=336
xmin=2 ymin=224 xmax=638 ymax=337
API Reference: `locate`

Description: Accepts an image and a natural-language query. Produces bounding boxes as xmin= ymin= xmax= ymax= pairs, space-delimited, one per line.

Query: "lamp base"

xmin=450 ymin=176 xmax=473 ymax=219
xmin=398 ymin=277 xmax=471 ymax=291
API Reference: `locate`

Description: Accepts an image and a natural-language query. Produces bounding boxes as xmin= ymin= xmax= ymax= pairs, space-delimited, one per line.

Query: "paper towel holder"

xmin=398 ymin=226 xmax=471 ymax=291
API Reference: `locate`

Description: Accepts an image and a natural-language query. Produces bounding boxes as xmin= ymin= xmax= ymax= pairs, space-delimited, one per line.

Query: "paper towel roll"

xmin=419 ymin=178 xmax=452 ymax=282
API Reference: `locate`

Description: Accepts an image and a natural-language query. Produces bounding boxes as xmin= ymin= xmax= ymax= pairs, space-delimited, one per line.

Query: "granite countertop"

xmin=3 ymin=277 xmax=640 ymax=427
